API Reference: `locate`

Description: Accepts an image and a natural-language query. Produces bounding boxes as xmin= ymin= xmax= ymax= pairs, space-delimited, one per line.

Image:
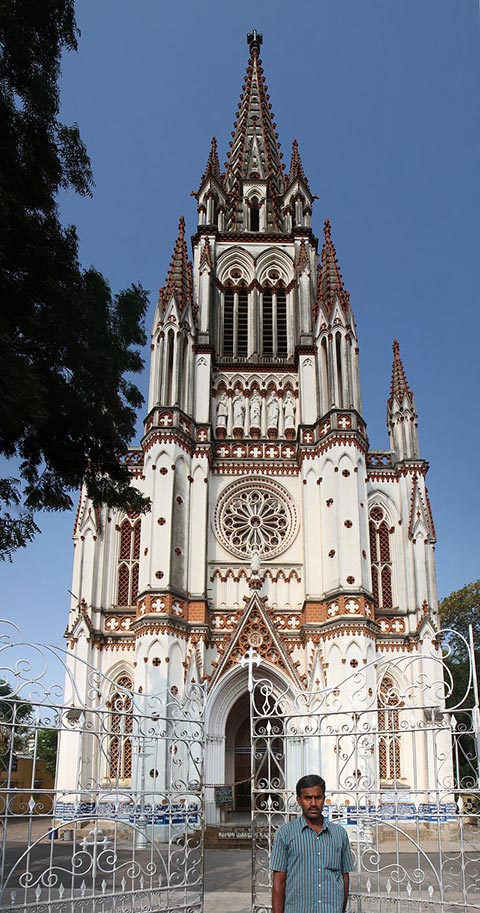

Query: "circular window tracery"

xmin=214 ymin=478 xmax=298 ymax=559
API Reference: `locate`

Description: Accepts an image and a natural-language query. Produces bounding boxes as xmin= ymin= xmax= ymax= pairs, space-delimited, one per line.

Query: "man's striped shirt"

xmin=271 ymin=815 xmax=354 ymax=913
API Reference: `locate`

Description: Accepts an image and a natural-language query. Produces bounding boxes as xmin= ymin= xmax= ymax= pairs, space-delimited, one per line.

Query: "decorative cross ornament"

xmin=240 ymin=645 xmax=262 ymax=692
xmin=151 ymin=598 xmax=165 ymax=613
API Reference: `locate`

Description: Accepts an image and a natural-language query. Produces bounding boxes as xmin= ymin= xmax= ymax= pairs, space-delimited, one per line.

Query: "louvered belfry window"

xmin=222 ymin=285 xmax=248 ymax=358
xmin=261 ymin=285 xmax=287 ymax=358
xmin=109 ymin=675 xmax=133 ymax=780
xmin=117 ymin=514 xmax=140 ymax=606
xmin=369 ymin=506 xmax=393 ymax=608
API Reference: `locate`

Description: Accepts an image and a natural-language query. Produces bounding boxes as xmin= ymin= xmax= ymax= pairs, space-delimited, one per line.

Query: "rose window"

xmin=214 ymin=478 xmax=298 ymax=559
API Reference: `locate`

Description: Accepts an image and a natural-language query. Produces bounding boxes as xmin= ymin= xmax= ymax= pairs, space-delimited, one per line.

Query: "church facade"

xmin=60 ymin=33 xmax=442 ymax=823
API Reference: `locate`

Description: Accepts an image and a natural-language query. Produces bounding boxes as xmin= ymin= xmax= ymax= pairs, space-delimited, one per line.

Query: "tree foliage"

xmin=0 ymin=680 xmax=33 ymax=763
xmin=439 ymin=580 xmax=480 ymax=664
xmin=36 ymin=727 xmax=58 ymax=775
xmin=439 ymin=581 xmax=480 ymax=789
xmin=0 ymin=1 xmax=150 ymax=560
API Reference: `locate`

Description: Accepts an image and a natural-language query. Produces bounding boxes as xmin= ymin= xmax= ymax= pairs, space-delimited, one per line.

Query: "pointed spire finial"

xmin=390 ymin=338 xmax=412 ymax=402
xmin=388 ymin=338 xmax=419 ymax=460
xmin=159 ymin=215 xmax=193 ymax=314
xmin=225 ymin=31 xmax=285 ymax=230
xmin=317 ymin=218 xmax=349 ymax=316
xmin=247 ymin=29 xmax=263 ymax=56
xmin=196 ymin=136 xmax=222 ymax=194
xmin=288 ymin=138 xmax=310 ymax=189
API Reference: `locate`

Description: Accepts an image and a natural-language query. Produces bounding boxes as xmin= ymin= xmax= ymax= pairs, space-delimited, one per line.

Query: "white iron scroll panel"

xmin=251 ymin=638 xmax=480 ymax=913
xmin=0 ymin=622 xmax=206 ymax=913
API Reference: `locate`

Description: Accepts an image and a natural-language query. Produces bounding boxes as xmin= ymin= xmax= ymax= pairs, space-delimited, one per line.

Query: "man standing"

xmin=271 ymin=774 xmax=354 ymax=913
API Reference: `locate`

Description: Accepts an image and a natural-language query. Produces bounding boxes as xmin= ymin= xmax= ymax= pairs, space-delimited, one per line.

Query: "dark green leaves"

xmin=0 ymin=1 xmax=150 ymax=559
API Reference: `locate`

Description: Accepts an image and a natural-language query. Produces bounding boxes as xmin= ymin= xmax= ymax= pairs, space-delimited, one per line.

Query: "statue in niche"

xmin=232 ymin=388 xmax=245 ymax=428
xmin=216 ymin=392 xmax=228 ymax=427
xmin=250 ymin=547 xmax=261 ymax=578
xmin=250 ymin=389 xmax=261 ymax=427
xmin=267 ymin=391 xmax=279 ymax=429
xmin=283 ymin=390 xmax=296 ymax=429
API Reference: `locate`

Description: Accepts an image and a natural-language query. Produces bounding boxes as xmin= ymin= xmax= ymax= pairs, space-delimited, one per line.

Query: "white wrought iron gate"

xmin=251 ymin=629 xmax=480 ymax=913
xmin=0 ymin=621 xmax=206 ymax=913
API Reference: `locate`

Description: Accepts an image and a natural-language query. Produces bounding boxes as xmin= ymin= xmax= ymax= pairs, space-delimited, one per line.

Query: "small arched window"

xmin=109 ymin=675 xmax=133 ymax=781
xmin=250 ymin=197 xmax=260 ymax=232
xmin=164 ymin=329 xmax=175 ymax=405
xmin=369 ymin=506 xmax=393 ymax=608
xmin=378 ymin=676 xmax=401 ymax=782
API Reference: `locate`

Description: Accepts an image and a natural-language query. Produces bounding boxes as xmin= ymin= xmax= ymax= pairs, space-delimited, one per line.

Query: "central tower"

xmin=62 ymin=33 xmax=440 ymax=824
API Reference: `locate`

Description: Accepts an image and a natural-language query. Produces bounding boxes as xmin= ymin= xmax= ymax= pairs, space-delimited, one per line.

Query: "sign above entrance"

xmin=215 ymin=786 xmax=234 ymax=807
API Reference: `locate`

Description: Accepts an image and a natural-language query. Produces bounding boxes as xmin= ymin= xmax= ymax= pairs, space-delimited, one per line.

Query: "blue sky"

xmin=1 ymin=1 xmax=479 ymax=650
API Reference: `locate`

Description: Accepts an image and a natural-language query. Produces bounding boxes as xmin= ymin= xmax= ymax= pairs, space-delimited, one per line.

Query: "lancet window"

xmin=117 ymin=514 xmax=141 ymax=607
xmin=378 ymin=676 xmax=401 ymax=782
xmin=109 ymin=674 xmax=133 ymax=781
xmin=218 ymin=259 xmax=292 ymax=361
xmin=250 ymin=196 xmax=260 ymax=232
xmin=222 ymin=284 xmax=249 ymax=358
xmin=261 ymin=283 xmax=287 ymax=358
xmin=369 ymin=506 xmax=393 ymax=608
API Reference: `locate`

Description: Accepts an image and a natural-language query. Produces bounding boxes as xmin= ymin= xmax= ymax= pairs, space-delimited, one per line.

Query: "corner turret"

xmin=387 ymin=339 xmax=419 ymax=460
xmin=315 ymin=219 xmax=361 ymax=415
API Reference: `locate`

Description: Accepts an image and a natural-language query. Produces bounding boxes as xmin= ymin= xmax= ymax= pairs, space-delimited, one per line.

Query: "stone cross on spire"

xmin=247 ymin=30 xmax=263 ymax=53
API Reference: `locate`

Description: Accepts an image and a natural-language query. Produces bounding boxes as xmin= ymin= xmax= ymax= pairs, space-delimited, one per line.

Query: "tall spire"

xmin=387 ymin=339 xmax=419 ymax=460
xmin=316 ymin=219 xmax=350 ymax=316
xmin=159 ymin=216 xmax=193 ymax=314
xmin=224 ymin=32 xmax=285 ymax=230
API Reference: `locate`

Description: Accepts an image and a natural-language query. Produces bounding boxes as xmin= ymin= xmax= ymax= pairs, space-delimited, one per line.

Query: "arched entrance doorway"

xmin=225 ymin=692 xmax=251 ymax=813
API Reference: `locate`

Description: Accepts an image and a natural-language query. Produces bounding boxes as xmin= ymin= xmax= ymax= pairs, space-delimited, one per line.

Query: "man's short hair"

xmin=296 ymin=774 xmax=326 ymax=797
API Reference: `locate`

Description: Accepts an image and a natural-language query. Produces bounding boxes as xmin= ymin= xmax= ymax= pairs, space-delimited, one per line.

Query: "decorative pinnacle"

xmin=389 ymin=339 xmax=413 ymax=403
xmin=160 ymin=215 xmax=192 ymax=313
xmin=247 ymin=29 xmax=263 ymax=55
xmin=324 ymin=218 xmax=331 ymax=241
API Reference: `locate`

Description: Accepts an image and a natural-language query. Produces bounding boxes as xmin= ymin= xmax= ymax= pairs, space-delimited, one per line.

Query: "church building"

xmin=60 ymin=32 xmax=442 ymax=824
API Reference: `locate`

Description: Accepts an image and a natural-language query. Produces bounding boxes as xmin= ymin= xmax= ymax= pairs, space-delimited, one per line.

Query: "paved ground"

xmin=1 ymin=819 xmax=479 ymax=912
xmin=204 ymin=852 xmax=251 ymax=913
